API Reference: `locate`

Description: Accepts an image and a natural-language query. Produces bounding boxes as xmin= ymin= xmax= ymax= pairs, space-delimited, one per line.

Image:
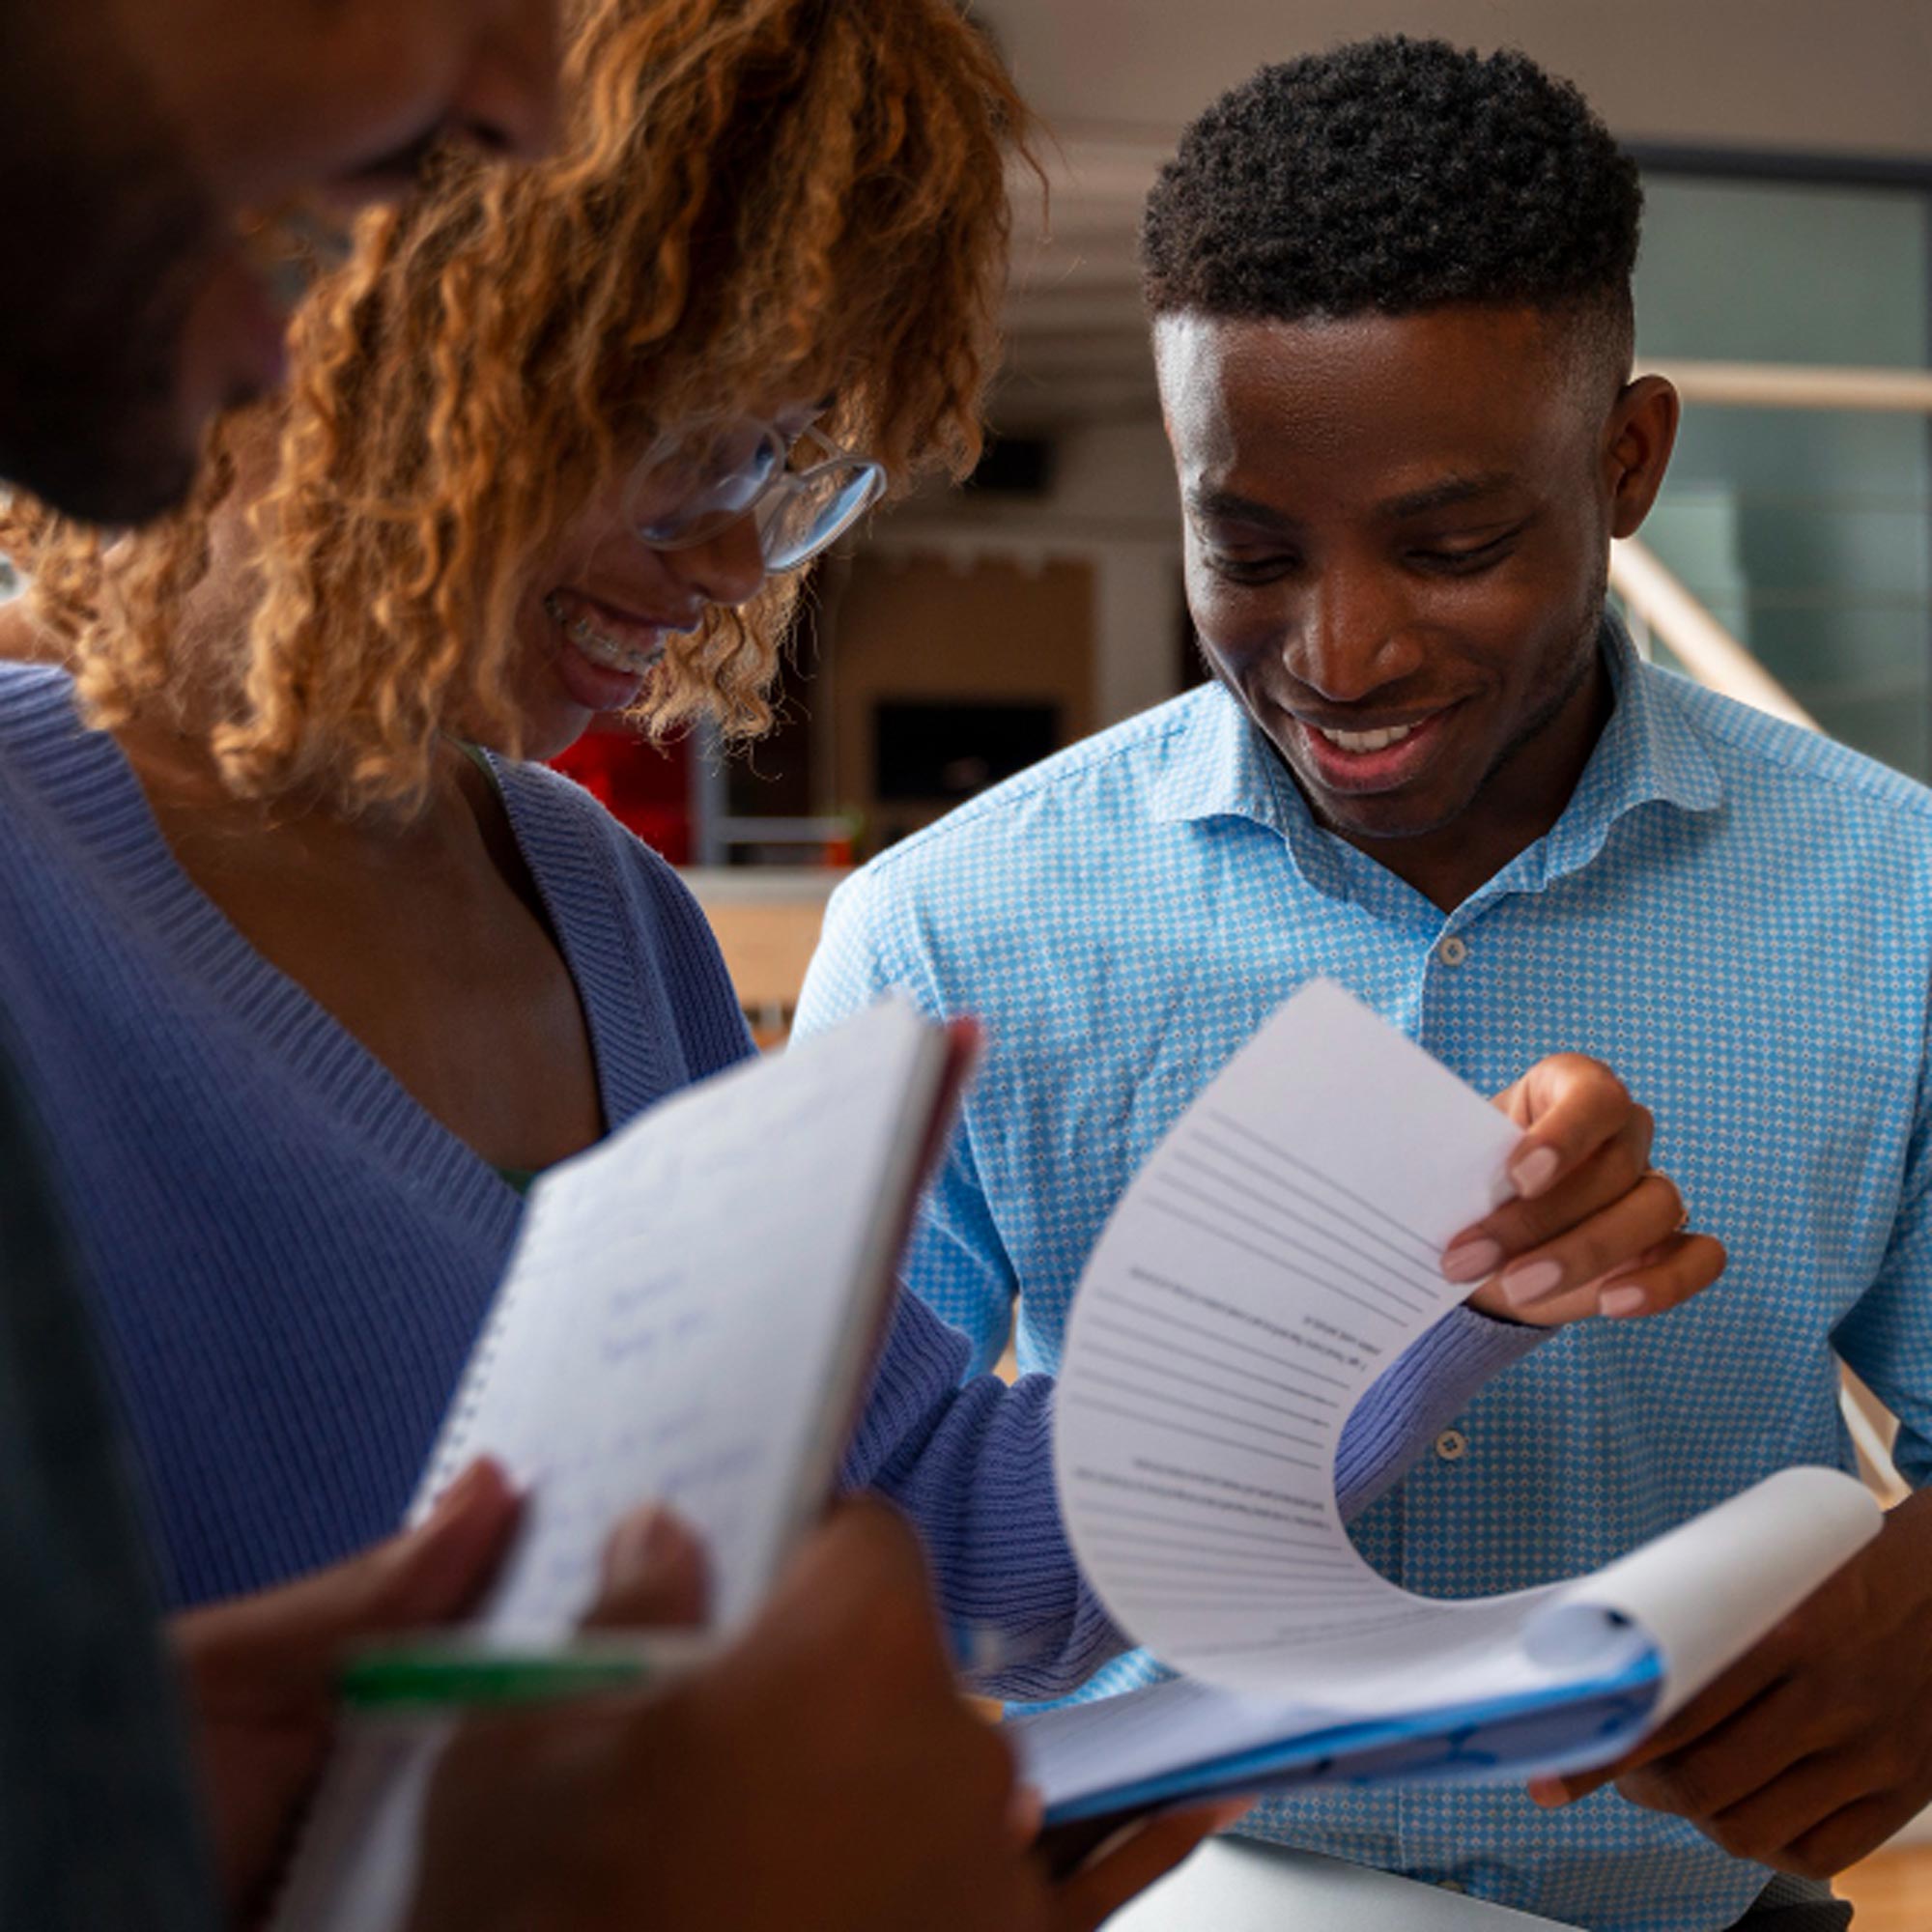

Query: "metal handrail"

xmin=1608 ymin=538 xmax=1819 ymax=728
xmin=1642 ymin=358 xmax=1932 ymax=415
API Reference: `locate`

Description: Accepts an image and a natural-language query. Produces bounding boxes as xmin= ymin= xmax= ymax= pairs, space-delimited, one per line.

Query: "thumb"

xmin=177 ymin=1459 xmax=522 ymax=1691
xmin=582 ymin=1504 xmax=710 ymax=1631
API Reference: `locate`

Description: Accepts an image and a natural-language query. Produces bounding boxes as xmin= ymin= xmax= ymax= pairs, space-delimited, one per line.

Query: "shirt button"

xmin=1435 ymin=1428 xmax=1468 ymax=1463
xmin=1437 ymin=935 xmax=1469 ymax=967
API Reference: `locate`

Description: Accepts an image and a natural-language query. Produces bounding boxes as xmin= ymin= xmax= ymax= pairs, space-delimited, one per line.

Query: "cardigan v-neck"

xmin=0 ymin=662 xmax=751 ymax=1603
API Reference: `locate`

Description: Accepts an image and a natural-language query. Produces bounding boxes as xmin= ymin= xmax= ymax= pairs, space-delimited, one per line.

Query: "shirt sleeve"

xmin=842 ymin=1288 xmax=1544 ymax=1701
xmin=798 ymin=870 xmax=1019 ymax=1375
xmin=1834 ymin=1033 xmax=1932 ymax=1489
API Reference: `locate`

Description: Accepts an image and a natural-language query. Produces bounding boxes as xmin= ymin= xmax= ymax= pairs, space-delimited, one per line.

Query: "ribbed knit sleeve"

xmin=842 ymin=1293 xmax=1543 ymax=1700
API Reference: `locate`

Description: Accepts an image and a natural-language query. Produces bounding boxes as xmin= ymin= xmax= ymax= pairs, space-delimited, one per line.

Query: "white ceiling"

xmin=980 ymin=0 xmax=1932 ymax=432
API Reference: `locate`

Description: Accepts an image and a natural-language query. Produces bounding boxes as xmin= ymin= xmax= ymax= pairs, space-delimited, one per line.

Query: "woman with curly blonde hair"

xmin=13 ymin=0 xmax=1016 ymax=803
xmin=0 ymin=0 xmax=1704 ymax=1686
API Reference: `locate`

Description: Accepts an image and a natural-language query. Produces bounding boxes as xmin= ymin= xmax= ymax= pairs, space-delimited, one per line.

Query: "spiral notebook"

xmin=273 ymin=995 xmax=964 ymax=1931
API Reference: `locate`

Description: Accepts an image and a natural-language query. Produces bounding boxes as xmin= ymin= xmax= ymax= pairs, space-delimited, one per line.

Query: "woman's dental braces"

xmin=543 ymin=592 xmax=663 ymax=676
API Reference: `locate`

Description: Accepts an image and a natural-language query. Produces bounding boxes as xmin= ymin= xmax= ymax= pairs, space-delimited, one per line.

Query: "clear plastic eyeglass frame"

xmin=630 ymin=421 xmax=886 ymax=574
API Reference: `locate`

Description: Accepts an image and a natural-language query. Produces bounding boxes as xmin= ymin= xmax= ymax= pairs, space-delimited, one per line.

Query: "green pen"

xmin=337 ymin=1621 xmax=1034 ymax=1715
xmin=337 ymin=1632 xmax=717 ymax=1715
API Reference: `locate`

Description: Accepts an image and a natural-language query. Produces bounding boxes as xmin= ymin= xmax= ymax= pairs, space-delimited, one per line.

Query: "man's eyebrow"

xmin=1379 ymin=472 xmax=1519 ymax=520
xmin=1184 ymin=487 xmax=1300 ymax=530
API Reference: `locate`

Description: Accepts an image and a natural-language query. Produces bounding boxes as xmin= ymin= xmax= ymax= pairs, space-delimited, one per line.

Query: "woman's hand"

xmin=1439 ymin=1054 xmax=1724 ymax=1327
xmin=169 ymin=1459 xmax=525 ymax=1923
xmin=411 ymin=1497 xmax=1234 ymax=1932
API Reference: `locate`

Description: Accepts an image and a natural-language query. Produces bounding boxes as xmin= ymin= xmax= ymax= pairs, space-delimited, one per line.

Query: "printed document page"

xmin=1031 ymin=980 xmax=1879 ymax=1810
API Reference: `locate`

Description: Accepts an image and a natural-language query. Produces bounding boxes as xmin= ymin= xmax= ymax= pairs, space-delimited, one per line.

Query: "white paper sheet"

xmin=1033 ymin=980 xmax=1881 ymax=1809
xmin=274 ymin=996 xmax=947 ymax=1932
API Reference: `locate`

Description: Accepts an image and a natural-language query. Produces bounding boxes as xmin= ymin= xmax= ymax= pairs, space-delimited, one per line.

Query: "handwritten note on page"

xmin=419 ymin=993 xmax=947 ymax=1638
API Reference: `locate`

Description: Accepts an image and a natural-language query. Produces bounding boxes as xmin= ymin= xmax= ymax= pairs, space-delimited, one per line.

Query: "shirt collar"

xmin=1520 ymin=612 xmax=1723 ymax=895
xmin=1148 ymin=679 xmax=1296 ymax=831
xmin=1147 ymin=614 xmax=1723 ymax=895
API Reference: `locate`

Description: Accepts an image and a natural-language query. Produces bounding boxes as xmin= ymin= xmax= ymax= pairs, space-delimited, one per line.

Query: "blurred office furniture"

xmin=552 ymin=722 xmax=693 ymax=863
xmin=683 ymin=867 xmax=844 ymax=1047
xmin=1840 ymin=1845 xmax=1932 ymax=1931
xmin=825 ymin=550 xmax=1095 ymax=852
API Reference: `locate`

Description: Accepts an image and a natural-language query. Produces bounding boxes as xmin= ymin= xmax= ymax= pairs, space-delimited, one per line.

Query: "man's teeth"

xmin=1316 ymin=722 xmax=1417 ymax=753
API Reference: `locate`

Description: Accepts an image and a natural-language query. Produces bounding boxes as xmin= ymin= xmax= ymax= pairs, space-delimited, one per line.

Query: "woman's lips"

xmin=550 ymin=587 xmax=685 ymax=665
xmin=1292 ymin=702 xmax=1459 ymax=794
xmin=544 ymin=588 xmax=677 ymax=714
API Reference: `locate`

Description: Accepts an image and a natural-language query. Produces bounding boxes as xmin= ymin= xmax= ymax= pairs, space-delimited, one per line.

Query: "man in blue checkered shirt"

xmin=796 ymin=38 xmax=1932 ymax=1932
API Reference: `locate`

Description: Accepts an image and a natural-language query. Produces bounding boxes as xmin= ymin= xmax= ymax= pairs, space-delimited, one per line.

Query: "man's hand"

xmin=170 ymin=1459 xmax=524 ymax=1920
xmin=412 ymin=1497 xmax=1237 ymax=1932
xmin=1527 ymin=1490 xmax=1932 ymax=1878
xmin=1442 ymin=1053 xmax=1725 ymax=1326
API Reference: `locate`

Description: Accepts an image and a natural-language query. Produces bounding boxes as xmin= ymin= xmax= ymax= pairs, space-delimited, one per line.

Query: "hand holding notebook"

xmin=274 ymin=997 xmax=970 ymax=1930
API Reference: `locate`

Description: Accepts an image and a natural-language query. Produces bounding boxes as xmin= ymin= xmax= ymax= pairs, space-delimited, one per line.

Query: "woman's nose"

xmin=667 ymin=514 xmax=769 ymax=610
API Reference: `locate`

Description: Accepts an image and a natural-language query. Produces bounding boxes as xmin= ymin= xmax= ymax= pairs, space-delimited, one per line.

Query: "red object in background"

xmin=551 ymin=720 xmax=692 ymax=864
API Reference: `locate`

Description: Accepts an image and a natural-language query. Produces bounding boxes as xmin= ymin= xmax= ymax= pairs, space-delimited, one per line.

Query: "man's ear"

xmin=1603 ymin=376 xmax=1679 ymax=540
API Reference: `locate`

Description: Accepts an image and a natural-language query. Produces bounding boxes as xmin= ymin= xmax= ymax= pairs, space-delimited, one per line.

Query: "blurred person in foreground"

xmin=796 ymin=38 xmax=1932 ymax=1932
xmin=0 ymin=0 xmax=1717 ymax=1920
xmin=0 ymin=0 xmax=1210 ymax=1927
xmin=0 ymin=2 xmax=1234 ymax=1924
xmin=0 ymin=0 xmax=556 ymax=525
xmin=0 ymin=1 xmax=565 ymax=1928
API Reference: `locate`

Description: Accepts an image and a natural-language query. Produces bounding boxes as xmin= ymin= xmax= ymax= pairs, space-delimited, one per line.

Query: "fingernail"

xmin=1600 ymin=1284 xmax=1649 ymax=1319
xmin=1441 ymin=1237 xmax=1504 ymax=1284
xmin=1527 ymin=1777 xmax=1569 ymax=1808
xmin=426 ymin=1458 xmax=497 ymax=1526
xmin=606 ymin=1506 xmax=681 ymax=1583
xmin=1511 ymin=1147 xmax=1561 ymax=1198
xmin=1501 ymin=1259 xmax=1564 ymax=1307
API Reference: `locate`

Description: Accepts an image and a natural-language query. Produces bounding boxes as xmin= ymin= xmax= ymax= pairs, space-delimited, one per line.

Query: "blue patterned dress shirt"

xmin=794 ymin=621 xmax=1932 ymax=1932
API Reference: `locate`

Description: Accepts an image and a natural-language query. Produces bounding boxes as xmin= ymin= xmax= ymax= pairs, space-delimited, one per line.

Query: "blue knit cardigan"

xmin=0 ymin=663 xmax=1530 ymax=1698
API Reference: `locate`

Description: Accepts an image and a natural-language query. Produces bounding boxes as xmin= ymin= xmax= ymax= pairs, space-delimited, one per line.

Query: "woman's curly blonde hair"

xmin=3 ymin=0 xmax=1033 ymax=816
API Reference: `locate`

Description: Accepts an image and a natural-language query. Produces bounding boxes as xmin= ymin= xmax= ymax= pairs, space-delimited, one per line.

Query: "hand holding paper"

xmin=1449 ymin=1053 xmax=1723 ymax=1325
xmin=1018 ymin=980 xmax=1879 ymax=1821
xmin=1533 ymin=1484 xmax=1932 ymax=1880
xmin=407 ymin=1497 xmax=1233 ymax=1932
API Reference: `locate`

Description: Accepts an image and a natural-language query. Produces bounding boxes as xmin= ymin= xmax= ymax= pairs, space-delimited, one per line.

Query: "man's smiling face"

xmin=1157 ymin=303 xmax=1665 ymax=871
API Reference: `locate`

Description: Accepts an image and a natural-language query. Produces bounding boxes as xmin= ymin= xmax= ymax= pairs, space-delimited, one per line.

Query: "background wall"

xmin=978 ymin=0 xmax=1932 ymax=158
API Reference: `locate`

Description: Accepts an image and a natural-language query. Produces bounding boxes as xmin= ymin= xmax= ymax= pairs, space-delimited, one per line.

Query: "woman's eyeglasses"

xmin=628 ymin=419 xmax=886 ymax=574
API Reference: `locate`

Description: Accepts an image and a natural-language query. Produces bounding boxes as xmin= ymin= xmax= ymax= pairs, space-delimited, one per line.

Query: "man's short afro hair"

xmin=1142 ymin=37 xmax=1641 ymax=338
